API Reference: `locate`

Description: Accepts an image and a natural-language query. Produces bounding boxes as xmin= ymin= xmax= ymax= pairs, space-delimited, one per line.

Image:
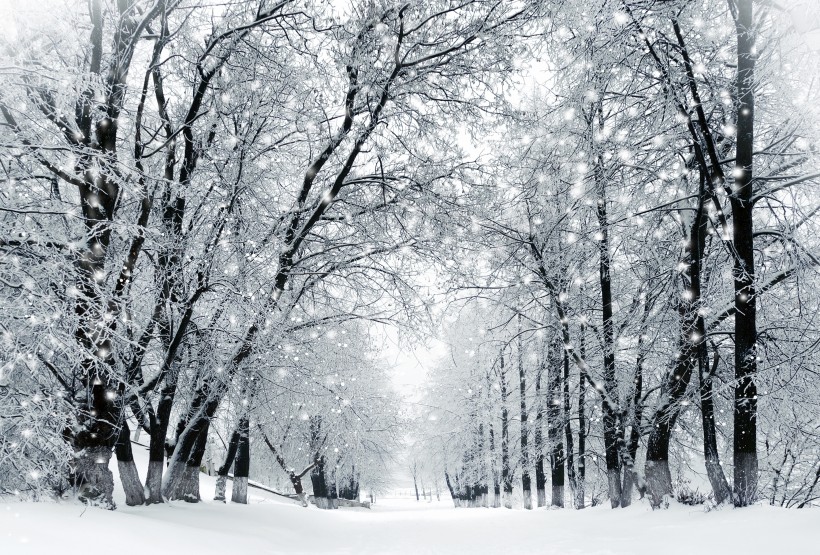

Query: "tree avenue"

xmin=2 ymin=0 xmax=820 ymax=519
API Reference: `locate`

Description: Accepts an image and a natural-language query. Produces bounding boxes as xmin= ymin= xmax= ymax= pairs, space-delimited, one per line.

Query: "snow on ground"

xmin=2 ymin=445 xmax=818 ymax=554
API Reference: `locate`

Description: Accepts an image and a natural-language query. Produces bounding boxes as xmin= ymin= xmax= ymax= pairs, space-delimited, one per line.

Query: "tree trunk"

xmin=488 ymin=419 xmax=501 ymax=508
xmin=444 ymin=471 xmax=457 ymax=507
xmin=575 ymin=325 xmax=586 ymax=509
xmin=115 ymin=420 xmax=145 ymax=506
xmin=518 ymin=317 xmax=532 ymax=509
xmin=620 ymin=329 xmax=645 ymax=508
xmin=534 ymin=359 xmax=547 ymax=507
xmin=75 ymin=446 xmax=116 ymax=510
xmin=548 ymin=344 xmax=565 ymax=508
xmin=145 ymin=360 xmax=181 ymax=504
xmin=500 ymin=351 xmax=513 ymax=508
xmin=230 ymin=416 xmax=251 ymax=504
xmin=311 ymin=455 xmax=330 ymax=509
xmin=594 ymin=162 xmax=623 ymax=508
xmin=731 ymin=0 xmax=758 ymax=507
xmin=555 ymin=336 xmax=583 ymax=508
xmin=214 ymin=430 xmax=240 ymax=501
xmin=327 ymin=464 xmax=339 ymax=509
xmin=699 ymin=346 xmax=731 ymax=504
xmin=184 ymin=423 xmax=209 ymax=502
xmin=73 ymin=365 xmax=120 ymax=510
xmin=645 ymin=177 xmax=707 ymax=508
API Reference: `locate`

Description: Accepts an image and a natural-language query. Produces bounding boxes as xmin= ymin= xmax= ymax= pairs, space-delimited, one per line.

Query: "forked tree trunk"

xmin=620 ymin=309 xmax=648 ymax=508
xmin=183 ymin=424 xmax=208 ymax=502
xmin=699 ymin=346 xmax=731 ymax=504
xmin=214 ymin=430 xmax=240 ymax=502
xmin=145 ymin=359 xmax=182 ymax=504
xmin=645 ymin=172 xmax=707 ymax=508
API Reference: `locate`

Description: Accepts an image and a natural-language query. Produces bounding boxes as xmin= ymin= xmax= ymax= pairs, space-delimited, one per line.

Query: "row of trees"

xmin=0 ymin=0 xmax=535 ymax=508
xmin=415 ymin=0 xmax=820 ymax=510
xmin=2 ymin=0 xmax=819 ymax=513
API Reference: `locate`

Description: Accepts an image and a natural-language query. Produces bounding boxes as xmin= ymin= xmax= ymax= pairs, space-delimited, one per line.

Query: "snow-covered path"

xmin=3 ymin=493 xmax=819 ymax=555
xmin=2 ymin=446 xmax=817 ymax=555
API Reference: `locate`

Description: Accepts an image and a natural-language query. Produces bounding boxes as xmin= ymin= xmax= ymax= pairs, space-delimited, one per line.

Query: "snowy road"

xmin=3 ymin=493 xmax=819 ymax=555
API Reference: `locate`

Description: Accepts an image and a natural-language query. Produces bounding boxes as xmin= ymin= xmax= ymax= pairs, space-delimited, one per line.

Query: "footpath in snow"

xmin=4 ymin=492 xmax=820 ymax=554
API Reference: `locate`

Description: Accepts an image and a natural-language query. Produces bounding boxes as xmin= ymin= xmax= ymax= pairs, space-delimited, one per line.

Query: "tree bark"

xmin=575 ymin=325 xmax=586 ymax=509
xmin=594 ymin=150 xmax=623 ymax=507
xmin=518 ymin=317 xmax=532 ymax=509
xmin=699 ymin=346 xmax=731 ymax=504
xmin=488 ymin=418 xmax=501 ymax=508
xmin=548 ymin=344 xmax=565 ymax=507
xmin=214 ymin=430 xmax=240 ymax=501
xmin=620 ymin=326 xmax=645 ymax=508
xmin=115 ymin=420 xmax=145 ymax=506
xmin=499 ymin=350 xmax=513 ymax=508
xmin=230 ymin=415 xmax=251 ymax=504
xmin=731 ymin=0 xmax=758 ymax=507
xmin=645 ymin=172 xmax=707 ymax=508
xmin=534 ymin=359 xmax=547 ymax=507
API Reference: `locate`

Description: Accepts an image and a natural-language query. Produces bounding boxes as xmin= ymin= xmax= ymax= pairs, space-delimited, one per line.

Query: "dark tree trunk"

xmin=548 ymin=344 xmax=565 ymax=507
xmin=731 ymin=0 xmax=758 ymax=507
xmin=645 ymin=330 xmax=696 ymax=507
xmin=183 ymin=422 xmax=209 ymax=502
xmin=518 ymin=319 xmax=532 ymax=509
xmin=73 ymin=366 xmax=119 ymax=510
xmin=311 ymin=456 xmax=330 ymax=509
xmin=231 ymin=416 xmax=251 ymax=504
xmin=414 ymin=476 xmax=420 ymax=501
xmin=534 ymin=359 xmax=547 ymax=507
xmin=476 ymin=421 xmax=488 ymax=507
xmin=699 ymin=346 xmax=731 ymax=504
xmin=214 ymin=430 xmax=240 ymax=502
xmin=163 ymin=356 xmax=240 ymax=499
xmin=488 ymin=418 xmax=501 ymax=508
xmin=594 ymin=163 xmax=623 ymax=508
xmin=620 ymin=326 xmax=645 ymax=508
xmin=327 ymin=464 xmax=338 ymax=509
xmin=115 ymin=419 xmax=145 ymax=506
xmin=339 ymin=468 xmax=359 ymax=501
xmin=562 ymin=342 xmax=578 ymax=509
xmin=499 ymin=351 xmax=513 ymax=508
xmin=576 ymin=325 xmax=586 ymax=509
xmin=645 ymin=171 xmax=709 ymax=508
xmin=146 ymin=362 xmax=181 ymax=504
xmin=444 ymin=471 xmax=457 ymax=507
